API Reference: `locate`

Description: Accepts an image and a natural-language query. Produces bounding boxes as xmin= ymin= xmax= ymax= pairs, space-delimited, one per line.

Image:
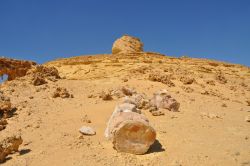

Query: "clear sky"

xmin=0 ymin=0 xmax=250 ymax=66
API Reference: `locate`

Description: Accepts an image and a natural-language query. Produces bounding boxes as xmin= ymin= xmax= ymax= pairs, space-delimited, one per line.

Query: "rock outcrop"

xmin=112 ymin=35 xmax=143 ymax=54
xmin=27 ymin=65 xmax=61 ymax=85
xmin=0 ymin=91 xmax=13 ymax=131
xmin=0 ymin=135 xmax=23 ymax=163
xmin=0 ymin=57 xmax=36 ymax=81
xmin=149 ymin=73 xmax=175 ymax=87
xmin=0 ymin=91 xmax=12 ymax=119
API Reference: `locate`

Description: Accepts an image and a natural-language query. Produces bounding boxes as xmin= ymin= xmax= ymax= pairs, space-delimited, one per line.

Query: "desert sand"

xmin=0 ymin=35 xmax=250 ymax=166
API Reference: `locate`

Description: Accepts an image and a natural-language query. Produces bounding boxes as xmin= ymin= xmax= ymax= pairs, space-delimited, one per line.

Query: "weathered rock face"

xmin=0 ymin=57 xmax=36 ymax=81
xmin=112 ymin=35 xmax=143 ymax=54
xmin=0 ymin=135 xmax=23 ymax=163
xmin=105 ymin=103 xmax=156 ymax=155
xmin=27 ymin=65 xmax=61 ymax=85
xmin=150 ymin=89 xmax=180 ymax=112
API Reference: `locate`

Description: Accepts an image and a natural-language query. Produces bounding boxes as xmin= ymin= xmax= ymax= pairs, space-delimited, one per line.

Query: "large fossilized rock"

xmin=0 ymin=135 xmax=23 ymax=163
xmin=105 ymin=103 xmax=156 ymax=154
xmin=112 ymin=35 xmax=143 ymax=54
xmin=150 ymin=89 xmax=180 ymax=112
xmin=0 ymin=57 xmax=36 ymax=81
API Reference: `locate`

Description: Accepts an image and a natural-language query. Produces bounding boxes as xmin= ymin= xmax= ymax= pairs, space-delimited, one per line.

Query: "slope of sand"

xmin=1 ymin=52 xmax=250 ymax=166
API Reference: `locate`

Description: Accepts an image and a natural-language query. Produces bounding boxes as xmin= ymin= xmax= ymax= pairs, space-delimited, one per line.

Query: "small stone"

xmin=208 ymin=113 xmax=220 ymax=119
xmin=149 ymin=106 xmax=157 ymax=112
xmin=122 ymin=78 xmax=128 ymax=82
xmin=180 ymin=76 xmax=195 ymax=85
xmin=171 ymin=160 xmax=182 ymax=166
xmin=87 ymin=94 xmax=94 ymax=98
xmin=52 ymin=87 xmax=72 ymax=98
xmin=222 ymin=103 xmax=227 ymax=107
xmin=79 ymin=126 xmax=96 ymax=136
xmin=245 ymin=115 xmax=250 ymax=122
xmin=99 ymin=91 xmax=113 ymax=101
xmin=152 ymin=111 xmax=165 ymax=116
xmin=82 ymin=115 xmax=92 ymax=123
xmin=246 ymin=99 xmax=250 ymax=106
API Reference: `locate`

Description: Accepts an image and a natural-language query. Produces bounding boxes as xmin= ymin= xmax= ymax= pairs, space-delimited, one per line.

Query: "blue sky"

xmin=0 ymin=0 xmax=250 ymax=66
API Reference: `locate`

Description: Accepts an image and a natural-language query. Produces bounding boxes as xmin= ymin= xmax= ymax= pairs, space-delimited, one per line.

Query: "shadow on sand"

xmin=147 ymin=139 xmax=165 ymax=154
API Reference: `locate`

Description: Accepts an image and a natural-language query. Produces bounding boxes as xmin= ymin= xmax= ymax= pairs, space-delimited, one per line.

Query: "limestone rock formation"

xmin=0 ymin=57 xmax=36 ymax=81
xmin=105 ymin=103 xmax=156 ymax=154
xmin=112 ymin=35 xmax=143 ymax=54
xmin=0 ymin=135 xmax=23 ymax=163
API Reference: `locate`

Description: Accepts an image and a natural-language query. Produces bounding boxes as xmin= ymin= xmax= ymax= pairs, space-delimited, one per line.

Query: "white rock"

xmin=79 ymin=126 xmax=96 ymax=136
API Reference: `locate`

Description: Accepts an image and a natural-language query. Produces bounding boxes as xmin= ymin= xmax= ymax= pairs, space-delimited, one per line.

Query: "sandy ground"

xmin=1 ymin=53 xmax=250 ymax=166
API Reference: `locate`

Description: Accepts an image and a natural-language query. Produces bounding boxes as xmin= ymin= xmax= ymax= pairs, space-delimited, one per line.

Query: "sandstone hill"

xmin=0 ymin=35 xmax=250 ymax=166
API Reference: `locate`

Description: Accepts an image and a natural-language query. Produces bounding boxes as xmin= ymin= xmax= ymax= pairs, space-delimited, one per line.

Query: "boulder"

xmin=150 ymin=89 xmax=180 ymax=112
xmin=112 ymin=35 xmax=143 ymax=54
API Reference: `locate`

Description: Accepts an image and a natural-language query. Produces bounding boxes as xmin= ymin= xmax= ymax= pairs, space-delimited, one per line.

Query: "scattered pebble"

xmin=200 ymin=112 xmax=221 ymax=119
xmin=79 ymin=126 xmax=96 ymax=136
xmin=222 ymin=103 xmax=227 ymax=107
xmin=152 ymin=111 xmax=165 ymax=116
xmin=99 ymin=91 xmax=113 ymax=101
xmin=82 ymin=115 xmax=91 ymax=123
xmin=245 ymin=115 xmax=250 ymax=122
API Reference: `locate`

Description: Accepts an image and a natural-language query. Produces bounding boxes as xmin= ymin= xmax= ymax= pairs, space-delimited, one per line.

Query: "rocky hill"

xmin=0 ymin=35 xmax=250 ymax=166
